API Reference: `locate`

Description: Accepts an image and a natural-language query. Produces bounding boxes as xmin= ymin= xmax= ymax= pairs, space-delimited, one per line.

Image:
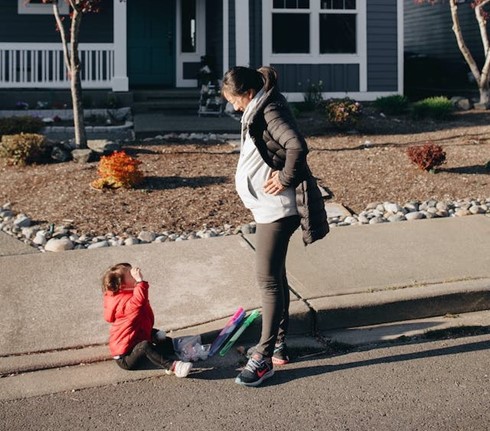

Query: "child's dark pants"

xmin=115 ymin=335 xmax=175 ymax=371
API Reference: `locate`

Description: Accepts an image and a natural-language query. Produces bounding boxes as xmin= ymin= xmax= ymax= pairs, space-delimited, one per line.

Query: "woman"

xmin=222 ymin=66 xmax=328 ymax=386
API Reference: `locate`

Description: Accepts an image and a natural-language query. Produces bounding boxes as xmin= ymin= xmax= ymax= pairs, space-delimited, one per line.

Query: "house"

xmin=404 ymin=0 xmax=486 ymax=97
xmin=0 ymin=0 xmax=403 ymax=107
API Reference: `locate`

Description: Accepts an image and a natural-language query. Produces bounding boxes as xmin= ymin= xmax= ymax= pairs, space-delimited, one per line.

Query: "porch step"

xmin=132 ymin=89 xmax=201 ymax=113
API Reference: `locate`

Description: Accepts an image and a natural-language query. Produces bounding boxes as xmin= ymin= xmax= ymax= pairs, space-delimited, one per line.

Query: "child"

xmin=102 ymin=263 xmax=192 ymax=378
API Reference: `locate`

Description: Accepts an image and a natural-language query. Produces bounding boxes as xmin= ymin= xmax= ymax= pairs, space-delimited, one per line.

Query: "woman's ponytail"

xmin=257 ymin=66 xmax=278 ymax=92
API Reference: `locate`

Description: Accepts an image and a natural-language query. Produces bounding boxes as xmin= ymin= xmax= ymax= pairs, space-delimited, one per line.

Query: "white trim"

xmin=18 ymin=0 xmax=69 ymax=15
xmin=112 ymin=0 xmax=128 ymax=92
xmin=262 ymin=2 xmax=364 ymax=62
xmin=397 ymin=0 xmax=404 ymax=95
xmin=235 ymin=0 xmax=250 ymax=66
xmin=223 ymin=0 xmax=229 ymax=74
xmin=176 ymin=0 xmax=206 ymax=87
xmin=357 ymin=1 xmax=367 ymax=92
xmin=284 ymin=91 xmax=400 ymax=103
xmin=261 ymin=1 xmax=367 ymax=91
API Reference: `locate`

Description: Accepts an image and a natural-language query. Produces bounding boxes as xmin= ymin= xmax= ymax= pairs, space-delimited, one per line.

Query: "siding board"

xmin=367 ymin=0 xmax=398 ymax=91
xmin=0 ymin=1 xmax=113 ymax=43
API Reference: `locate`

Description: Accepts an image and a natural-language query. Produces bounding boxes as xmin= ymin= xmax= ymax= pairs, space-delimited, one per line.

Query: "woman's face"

xmin=223 ymin=89 xmax=255 ymax=112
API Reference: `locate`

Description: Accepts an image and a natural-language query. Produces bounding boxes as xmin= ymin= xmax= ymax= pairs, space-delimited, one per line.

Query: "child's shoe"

xmin=235 ymin=353 xmax=273 ymax=387
xmin=170 ymin=360 xmax=193 ymax=378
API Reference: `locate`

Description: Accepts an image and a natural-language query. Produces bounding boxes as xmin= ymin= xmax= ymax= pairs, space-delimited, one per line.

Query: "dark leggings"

xmin=115 ymin=333 xmax=175 ymax=371
xmin=255 ymin=215 xmax=300 ymax=358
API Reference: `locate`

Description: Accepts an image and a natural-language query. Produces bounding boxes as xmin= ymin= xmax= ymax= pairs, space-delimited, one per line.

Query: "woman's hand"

xmin=264 ymin=170 xmax=286 ymax=195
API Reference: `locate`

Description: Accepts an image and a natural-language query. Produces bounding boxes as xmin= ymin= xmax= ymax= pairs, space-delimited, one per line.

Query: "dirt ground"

xmin=1 ymin=107 xmax=489 ymax=237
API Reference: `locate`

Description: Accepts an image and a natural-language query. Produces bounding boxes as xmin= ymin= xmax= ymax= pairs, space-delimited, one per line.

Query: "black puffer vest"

xmin=245 ymin=87 xmax=329 ymax=245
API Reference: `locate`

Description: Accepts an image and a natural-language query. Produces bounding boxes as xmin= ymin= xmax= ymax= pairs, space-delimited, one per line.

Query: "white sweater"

xmin=235 ymin=90 xmax=298 ymax=224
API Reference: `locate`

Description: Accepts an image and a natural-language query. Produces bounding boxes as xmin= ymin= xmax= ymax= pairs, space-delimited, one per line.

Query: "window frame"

xmin=18 ymin=0 xmax=70 ymax=16
xmin=264 ymin=0 xmax=365 ymax=64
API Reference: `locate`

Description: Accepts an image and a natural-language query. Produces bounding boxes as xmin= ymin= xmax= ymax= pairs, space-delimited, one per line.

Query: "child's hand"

xmin=131 ymin=267 xmax=143 ymax=283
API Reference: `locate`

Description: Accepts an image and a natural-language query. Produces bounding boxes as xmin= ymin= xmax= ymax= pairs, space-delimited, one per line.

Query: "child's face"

xmin=121 ymin=268 xmax=137 ymax=290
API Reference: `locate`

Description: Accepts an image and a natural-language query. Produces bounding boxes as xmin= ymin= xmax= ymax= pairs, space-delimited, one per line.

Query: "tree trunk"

xmin=478 ymin=84 xmax=490 ymax=106
xmin=70 ymin=8 xmax=87 ymax=149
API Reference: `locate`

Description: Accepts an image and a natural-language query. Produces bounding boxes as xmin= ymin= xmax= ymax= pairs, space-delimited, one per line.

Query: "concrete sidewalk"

xmin=1 ymin=215 xmax=489 ymax=379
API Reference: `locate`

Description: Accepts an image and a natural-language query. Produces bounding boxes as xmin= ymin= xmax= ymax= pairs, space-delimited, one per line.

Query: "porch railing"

xmin=0 ymin=43 xmax=114 ymax=89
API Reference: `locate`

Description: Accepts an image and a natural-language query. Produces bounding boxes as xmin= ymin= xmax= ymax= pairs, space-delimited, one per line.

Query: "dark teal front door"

xmin=127 ymin=0 xmax=175 ymax=87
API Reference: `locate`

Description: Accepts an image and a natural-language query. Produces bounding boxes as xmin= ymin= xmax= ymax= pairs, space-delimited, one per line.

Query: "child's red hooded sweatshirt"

xmin=103 ymin=281 xmax=154 ymax=356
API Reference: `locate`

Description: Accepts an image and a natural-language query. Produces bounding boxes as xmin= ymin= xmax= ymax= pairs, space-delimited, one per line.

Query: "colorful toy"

xmin=219 ymin=309 xmax=261 ymax=356
xmin=208 ymin=307 xmax=246 ymax=357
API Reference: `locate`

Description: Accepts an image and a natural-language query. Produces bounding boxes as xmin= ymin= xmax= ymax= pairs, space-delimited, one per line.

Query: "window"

xmin=320 ymin=0 xmax=356 ymax=54
xmin=181 ymin=0 xmax=197 ymax=53
xmin=271 ymin=0 xmax=357 ymax=55
xmin=272 ymin=0 xmax=310 ymax=54
xmin=18 ymin=0 xmax=69 ymax=15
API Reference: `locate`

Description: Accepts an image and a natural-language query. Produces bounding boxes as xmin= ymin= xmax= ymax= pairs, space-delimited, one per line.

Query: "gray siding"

xmin=249 ymin=0 xmax=262 ymax=68
xmin=228 ymin=0 xmax=236 ymax=69
xmin=367 ymin=0 xmax=398 ymax=91
xmin=0 ymin=1 xmax=113 ymax=43
xmin=272 ymin=64 xmax=360 ymax=93
xmin=404 ymin=0 xmax=484 ymax=64
xmin=206 ymin=0 xmax=223 ymax=77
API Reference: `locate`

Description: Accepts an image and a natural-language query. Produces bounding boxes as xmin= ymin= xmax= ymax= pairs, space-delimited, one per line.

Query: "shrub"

xmin=0 ymin=116 xmax=45 ymax=137
xmin=302 ymin=81 xmax=324 ymax=111
xmin=411 ymin=96 xmax=453 ymax=120
xmin=91 ymin=150 xmax=144 ymax=189
xmin=407 ymin=142 xmax=446 ymax=172
xmin=0 ymin=133 xmax=47 ymax=166
xmin=325 ymin=98 xmax=363 ymax=130
xmin=374 ymin=95 xmax=409 ymax=115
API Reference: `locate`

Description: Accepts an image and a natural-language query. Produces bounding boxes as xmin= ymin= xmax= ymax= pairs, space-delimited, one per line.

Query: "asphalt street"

xmin=1 ymin=332 xmax=489 ymax=431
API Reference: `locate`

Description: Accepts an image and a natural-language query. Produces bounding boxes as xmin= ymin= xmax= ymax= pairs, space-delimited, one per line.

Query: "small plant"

xmin=325 ymin=98 xmax=363 ymax=130
xmin=411 ymin=96 xmax=453 ymax=120
xmin=0 ymin=133 xmax=47 ymax=166
xmin=91 ymin=150 xmax=144 ymax=189
xmin=15 ymin=101 xmax=29 ymax=110
xmin=0 ymin=116 xmax=45 ymax=137
xmin=374 ymin=94 xmax=409 ymax=115
xmin=302 ymin=81 xmax=324 ymax=111
xmin=407 ymin=142 xmax=446 ymax=172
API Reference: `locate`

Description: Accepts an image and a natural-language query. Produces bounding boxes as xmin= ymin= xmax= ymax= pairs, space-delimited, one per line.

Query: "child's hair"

xmin=102 ymin=262 xmax=131 ymax=293
xmin=222 ymin=66 xmax=278 ymax=97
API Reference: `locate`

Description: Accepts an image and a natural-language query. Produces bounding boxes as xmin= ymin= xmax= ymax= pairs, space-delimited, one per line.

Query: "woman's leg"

xmin=254 ymin=215 xmax=300 ymax=358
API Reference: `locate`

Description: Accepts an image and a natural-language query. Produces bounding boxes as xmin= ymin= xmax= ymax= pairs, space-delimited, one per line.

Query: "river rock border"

xmin=0 ymin=107 xmax=134 ymax=141
xmin=1 ymin=198 xmax=489 ymax=253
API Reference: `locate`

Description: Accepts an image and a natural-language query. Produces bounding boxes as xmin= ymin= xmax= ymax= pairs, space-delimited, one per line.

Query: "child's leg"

xmin=117 ymin=340 xmax=174 ymax=370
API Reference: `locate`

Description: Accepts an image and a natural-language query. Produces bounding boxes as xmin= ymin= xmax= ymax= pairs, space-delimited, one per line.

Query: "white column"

xmin=234 ymin=0 xmax=249 ymax=67
xmin=112 ymin=0 xmax=128 ymax=92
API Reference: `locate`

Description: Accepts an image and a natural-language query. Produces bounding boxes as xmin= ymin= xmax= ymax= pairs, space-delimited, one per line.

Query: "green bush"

xmin=374 ymin=94 xmax=409 ymax=115
xmin=325 ymin=98 xmax=363 ymax=130
xmin=0 ymin=116 xmax=45 ymax=137
xmin=302 ymin=81 xmax=324 ymax=111
xmin=0 ymin=133 xmax=48 ymax=166
xmin=411 ymin=96 xmax=453 ymax=120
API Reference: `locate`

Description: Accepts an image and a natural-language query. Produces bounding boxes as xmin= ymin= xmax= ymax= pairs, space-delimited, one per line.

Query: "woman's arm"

xmin=264 ymin=101 xmax=308 ymax=188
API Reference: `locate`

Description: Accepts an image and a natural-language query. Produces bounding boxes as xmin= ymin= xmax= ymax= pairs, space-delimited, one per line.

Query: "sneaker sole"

xmin=235 ymin=369 xmax=274 ymax=387
xmin=272 ymin=357 xmax=289 ymax=366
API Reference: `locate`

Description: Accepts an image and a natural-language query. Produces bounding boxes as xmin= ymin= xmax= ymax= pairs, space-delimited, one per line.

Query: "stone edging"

xmin=0 ymin=198 xmax=488 ymax=253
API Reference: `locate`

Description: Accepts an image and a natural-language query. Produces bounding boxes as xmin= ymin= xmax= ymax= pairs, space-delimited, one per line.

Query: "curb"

xmin=3 ymin=278 xmax=489 ymax=376
xmin=310 ymin=278 xmax=490 ymax=331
